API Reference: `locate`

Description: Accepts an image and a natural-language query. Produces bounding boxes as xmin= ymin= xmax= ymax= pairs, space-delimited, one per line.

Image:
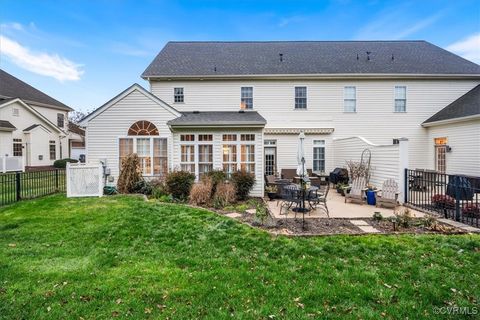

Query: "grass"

xmin=0 ymin=195 xmax=479 ymax=319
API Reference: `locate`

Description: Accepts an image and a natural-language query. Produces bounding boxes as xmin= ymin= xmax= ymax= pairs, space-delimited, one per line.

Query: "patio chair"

xmin=308 ymin=183 xmax=330 ymax=218
xmin=376 ymin=178 xmax=399 ymax=208
xmin=281 ymin=169 xmax=296 ymax=181
xmin=278 ymin=184 xmax=302 ymax=217
xmin=344 ymin=177 xmax=367 ymax=204
xmin=264 ymin=174 xmax=277 ymax=186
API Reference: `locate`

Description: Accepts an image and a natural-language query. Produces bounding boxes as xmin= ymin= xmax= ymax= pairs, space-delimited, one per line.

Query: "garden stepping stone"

xmin=246 ymin=209 xmax=256 ymax=215
xmin=357 ymin=225 xmax=381 ymax=233
xmin=225 ymin=212 xmax=242 ymax=219
xmin=349 ymin=220 xmax=370 ymax=226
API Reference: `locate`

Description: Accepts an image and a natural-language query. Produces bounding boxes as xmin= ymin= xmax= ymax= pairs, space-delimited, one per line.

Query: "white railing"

xmin=66 ymin=163 xmax=104 ymax=198
xmin=0 ymin=156 xmax=24 ymax=173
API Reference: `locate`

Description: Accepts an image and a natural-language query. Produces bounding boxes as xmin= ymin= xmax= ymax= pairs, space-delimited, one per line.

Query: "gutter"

xmin=422 ymin=114 xmax=480 ymax=127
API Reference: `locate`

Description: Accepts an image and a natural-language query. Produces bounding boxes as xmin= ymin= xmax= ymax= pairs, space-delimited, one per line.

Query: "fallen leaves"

xmin=8 ymin=243 xmax=16 ymax=247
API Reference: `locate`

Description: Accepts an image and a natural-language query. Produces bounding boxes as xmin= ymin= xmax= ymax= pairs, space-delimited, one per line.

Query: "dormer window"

xmin=174 ymin=87 xmax=184 ymax=103
xmin=57 ymin=113 xmax=65 ymax=128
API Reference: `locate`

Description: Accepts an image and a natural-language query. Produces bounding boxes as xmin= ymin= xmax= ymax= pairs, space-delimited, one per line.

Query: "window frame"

xmin=222 ymin=133 xmax=256 ymax=176
xmin=312 ymin=140 xmax=326 ymax=173
xmin=240 ymin=86 xmax=254 ymax=109
xmin=117 ymin=136 xmax=169 ymax=176
xmin=294 ymin=86 xmax=308 ymax=109
xmin=179 ymin=133 xmax=214 ymax=179
xmin=13 ymin=138 xmax=22 ymax=157
xmin=174 ymin=87 xmax=184 ymax=103
xmin=49 ymin=140 xmax=56 ymax=160
xmin=394 ymin=85 xmax=407 ymax=113
xmin=344 ymin=86 xmax=357 ymax=113
xmin=57 ymin=113 xmax=65 ymax=128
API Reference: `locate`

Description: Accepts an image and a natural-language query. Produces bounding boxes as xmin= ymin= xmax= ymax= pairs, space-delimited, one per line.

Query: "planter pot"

xmin=267 ymin=192 xmax=276 ymax=201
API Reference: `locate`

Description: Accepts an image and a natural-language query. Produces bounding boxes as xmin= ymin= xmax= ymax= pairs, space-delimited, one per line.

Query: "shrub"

xmin=150 ymin=179 xmax=169 ymax=199
xmin=431 ymin=194 xmax=455 ymax=208
xmin=372 ymin=212 xmax=383 ymax=222
xmin=393 ymin=207 xmax=414 ymax=229
xmin=463 ymin=203 xmax=480 ymax=217
xmin=53 ymin=158 xmax=78 ymax=168
xmin=189 ymin=178 xmax=213 ymax=206
xmin=213 ymin=182 xmax=236 ymax=209
xmin=231 ymin=170 xmax=255 ymax=201
xmin=165 ymin=170 xmax=195 ymax=201
xmin=132 ymin=180 xmax=153 ymax=195
xmin=117 ymin=154 xmax=143 ymax=193
xmin=205 ymin=170 xmax=227 ymax=187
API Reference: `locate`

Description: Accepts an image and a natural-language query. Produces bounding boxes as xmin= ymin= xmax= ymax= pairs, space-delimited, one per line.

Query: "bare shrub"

xmin=117 ymin=154 xmax=143 ymax=193
xmin=346 ymin=160 xmax=370 ymax=181
xmin=213 ymin=182 xmax=236 ymax=208
xmin=189 ymin=177 xmax=213 ymax=206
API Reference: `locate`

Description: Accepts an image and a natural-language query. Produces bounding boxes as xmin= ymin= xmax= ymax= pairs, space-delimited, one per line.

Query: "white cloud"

xmin=447 ymin=33 xmax=480 ymax=64
xmin=0 ymin=35 xmax=83 ymax=81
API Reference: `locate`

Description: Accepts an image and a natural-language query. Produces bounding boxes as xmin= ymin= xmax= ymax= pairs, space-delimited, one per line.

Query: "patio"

xmin=266 ymin=188 xmax=425 ymax=219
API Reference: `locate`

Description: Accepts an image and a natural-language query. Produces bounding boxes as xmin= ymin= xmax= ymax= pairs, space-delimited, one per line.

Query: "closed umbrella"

xmin=296 ymin=131 xmax=307 ymax=177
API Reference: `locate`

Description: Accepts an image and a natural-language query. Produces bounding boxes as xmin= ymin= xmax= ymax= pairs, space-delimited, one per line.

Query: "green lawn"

xmin=0 ymin=195 xmax=479 ymax=319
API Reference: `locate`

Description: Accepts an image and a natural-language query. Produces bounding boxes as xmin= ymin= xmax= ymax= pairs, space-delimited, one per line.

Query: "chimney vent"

xmin=279 ymin=53 xmax=283 ymax=62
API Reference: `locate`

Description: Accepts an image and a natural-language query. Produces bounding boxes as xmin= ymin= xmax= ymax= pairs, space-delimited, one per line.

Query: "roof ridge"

xmin=167 ymin=40 xmax=428 ymax=44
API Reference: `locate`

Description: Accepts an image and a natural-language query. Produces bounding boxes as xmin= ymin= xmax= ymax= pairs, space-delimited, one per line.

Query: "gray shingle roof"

xmin=0 ymin=120 xmax=16 ymax=130
xmin=167 ymin=111 xmax=266 ymax=127
xmin=0 ymin=69 xmax=72 ymax=111
xmin=423 ymin=85 xmax=480 ymax=124
xmin=142 ymin=41 xmax=480 ymax=78
xmin=23 ymin=124 xmax=41 ymax=132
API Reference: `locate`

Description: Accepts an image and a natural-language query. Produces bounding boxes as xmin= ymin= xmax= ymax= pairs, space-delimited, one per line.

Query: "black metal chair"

xmin=278 ymin=184 xmax=302 ymax=217
xmin=308 ymin=183 xmax=330 ymax=218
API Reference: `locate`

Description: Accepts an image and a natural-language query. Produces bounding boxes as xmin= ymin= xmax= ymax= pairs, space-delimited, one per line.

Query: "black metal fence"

xmin=405 ymin=169 xmax=480 ymax=227
xmin=0 ymin=169 xmax=66 ymax=206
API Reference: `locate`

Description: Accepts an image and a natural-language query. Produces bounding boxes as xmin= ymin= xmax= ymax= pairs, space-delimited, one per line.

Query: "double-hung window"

xmin=312 ymin=140 xmax=325 ymax=173
xmin=57 ymin=113 xmax=65 ymax=128
xmin=153 ymin=138 xmax=168 ymax=176
xmin=222 ymin=134 xmax=256 ymax=176
xmin=394 ymin=86 xmax=407 ymax=112
xmin=137 ymin=138 xmax=152 ymax=174
xmin=344 ymin=86 xmax=356 ymax=112
xmin=174 ymin=87 xmax=184 ymax=103
xmin=295 ymin=86 xmax=307 ymax=109
xmin=49 ymin=140 xmax=56 ymax=160
xmin=241 ymin=87 xmax=253 ymax=109
xmin=13 ymin=138 xmax=22 ymax=157
xmin=180 ymin=134 xmax=213 ymax=178
xmin=180 ymin=134 xmax=195 ymax=173
xmin=119 ymin=138 xmax=134 ymax=170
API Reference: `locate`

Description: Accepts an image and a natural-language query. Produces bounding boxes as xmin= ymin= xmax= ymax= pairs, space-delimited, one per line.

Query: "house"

xmin=0 ymin=69 xmax=82 ymax=169
xmin=80 ymin=41 xmax=480 ymax=196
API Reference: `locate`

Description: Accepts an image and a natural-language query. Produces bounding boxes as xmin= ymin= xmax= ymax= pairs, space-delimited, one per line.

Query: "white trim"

xmin=422 ymin=114 xmax=480 ymax=127
xmin=80 ymin=84 xmax=181 ymax=126
xmin=264 ymin=128 xmax=334 ymax=134
xmin=0 ymin=98 xmax=64 ymax=134
xmin=333 ymin=136 xmax=403 ymax=148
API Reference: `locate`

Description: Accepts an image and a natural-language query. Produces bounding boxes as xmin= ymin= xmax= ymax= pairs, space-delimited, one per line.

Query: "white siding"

xmin=427 ymin=119 xmax=480 ymax=176
xmin=151 ymin=79 xmax=479 ymax=170
xmin=86 ymin=89 xmax=177 ymax=180
xmin=30 ymin=105 xmax=68 ymax=129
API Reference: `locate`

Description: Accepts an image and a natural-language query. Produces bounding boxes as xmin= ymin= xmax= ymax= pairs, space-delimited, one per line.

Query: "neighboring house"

xmin=0 ymin=69 xmax=81 ymax=169
xmin=68 ymin=122 xmax=86 ymax=161
xmin=80 ymin=41 xmax=480 ymax=196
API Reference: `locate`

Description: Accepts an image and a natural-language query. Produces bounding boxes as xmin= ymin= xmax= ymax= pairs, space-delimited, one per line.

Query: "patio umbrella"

xmin=296 ymin=131 xmax=307 ymax=177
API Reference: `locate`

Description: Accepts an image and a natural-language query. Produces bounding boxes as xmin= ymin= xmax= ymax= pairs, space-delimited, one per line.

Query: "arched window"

xmin=128 ymin=120 xmax=159 ymax=136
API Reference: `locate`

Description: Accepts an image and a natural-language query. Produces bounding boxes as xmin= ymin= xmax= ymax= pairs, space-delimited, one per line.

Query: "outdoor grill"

xmin=329 ymin=168 xmax=349 ymax=185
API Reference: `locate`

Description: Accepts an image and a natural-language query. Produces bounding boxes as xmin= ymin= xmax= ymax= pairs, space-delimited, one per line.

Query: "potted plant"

xmin=336 ymin=183 xmax=349 ymax=196
xmin=265 ymin=185 xmax=278 ymax=201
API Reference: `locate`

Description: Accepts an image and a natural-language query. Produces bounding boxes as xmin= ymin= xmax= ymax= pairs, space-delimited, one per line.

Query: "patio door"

xmin=264 ymin=140 xmax=276 ymax=176
xmin=434 ymin=137 xmax=447 ymax=173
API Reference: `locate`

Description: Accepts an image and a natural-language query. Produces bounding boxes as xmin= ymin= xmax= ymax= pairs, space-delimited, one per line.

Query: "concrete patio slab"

xmin=349 ymin=220 xmax=370 ymax=226
xmin=267 ymin=191 xmax=425 ymax=219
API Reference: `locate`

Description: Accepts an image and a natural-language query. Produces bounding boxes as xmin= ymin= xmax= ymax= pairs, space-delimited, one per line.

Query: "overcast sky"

xmin=1 ymin=0 xmax=479 ymax=112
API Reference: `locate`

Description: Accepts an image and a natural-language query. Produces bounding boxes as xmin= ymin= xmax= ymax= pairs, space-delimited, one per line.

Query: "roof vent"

xmin=391 ymin=54 xmax=395 ymax=61
xmin=193 ymin=110 xmax=200 ymax=114
xmin=238 ymin=110 xmax=245 ymax=113
xmin=214 ymin=66 xmax=217 ymax=72
xmin=366 ymin=51 xmax=371 ymax=61
xmin=356 ymin=53 xmax=359 ymax=60
xmin=279 ymin=53 xmax=283 ymax=62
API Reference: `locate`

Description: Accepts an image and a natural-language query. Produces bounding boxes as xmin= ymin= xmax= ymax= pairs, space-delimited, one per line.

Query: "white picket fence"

xmin=0 ymin=156 xmax=24 ymax=173
xmin=66 ymin=163 xmax=103 ymax=197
